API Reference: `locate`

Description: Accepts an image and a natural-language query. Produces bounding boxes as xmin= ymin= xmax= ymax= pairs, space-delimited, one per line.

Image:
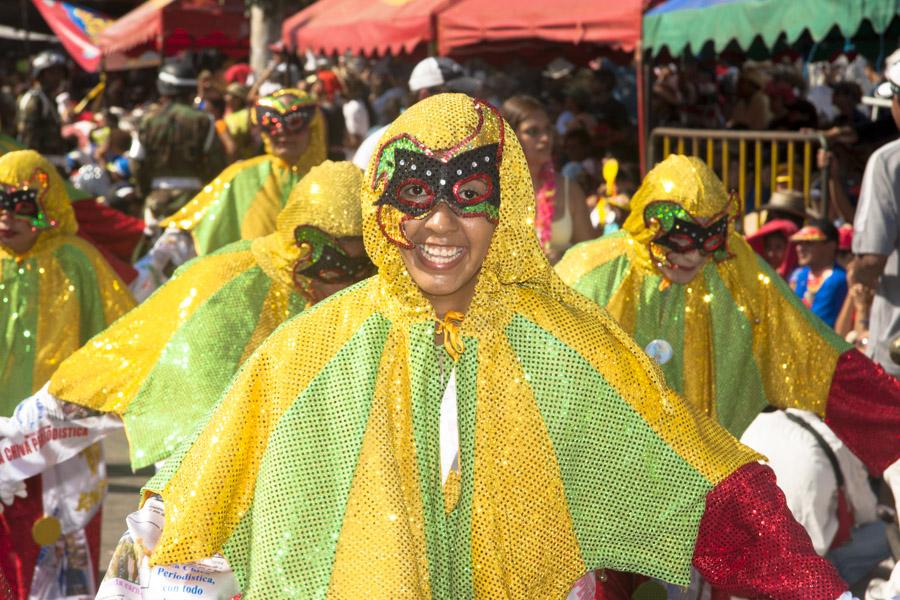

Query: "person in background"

xmin=135 ymin=59 xmax=226 ymax=228
xmin=850 ymin=60 xmax=900 ymax=377
xmin=740 ymin=408 xmax=889 ymax=588
xmin=217 ymin=82 xmax=257 ymax=163
xmin=502 ymin=94 xmax=595 ymax=261
xmin=757 ymin=189 xmax=810 ymax=230
xmin=352 ymin=56 xmax=481 ymax=170
xmin=729 ymin=66 xmax=772 ymax=130
xmin=341 ymin=74 xmax=372 ymax=158
xmin=789 ymin=219 xmax=848 ymax=328
xmin=745 ymin=218 xmax=799 ymax=279
xmin=16 ymin=51 xmax=68 ymax=166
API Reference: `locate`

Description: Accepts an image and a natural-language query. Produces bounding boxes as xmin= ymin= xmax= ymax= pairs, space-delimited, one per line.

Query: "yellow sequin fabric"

xmin=160 ymin=89 xmax=327 ymax=252
xmin=0 ymin=150 xmax=134 ymax=410
xmin=147 ymin=96 xmax=758 ymax=598
xmin=50 ymin=162 xmax=363 ymax=468
xmin=558 ymin=155 xmax=850 ymax=435
xmin=252 ymin=160 xmax=363 ymax=290
xmin=622 ymin=154 xmax=736 ymax=275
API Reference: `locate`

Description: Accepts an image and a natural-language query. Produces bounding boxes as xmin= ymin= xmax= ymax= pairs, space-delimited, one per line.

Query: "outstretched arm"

xmin=693 ymin=462 xmax=848 ymax=599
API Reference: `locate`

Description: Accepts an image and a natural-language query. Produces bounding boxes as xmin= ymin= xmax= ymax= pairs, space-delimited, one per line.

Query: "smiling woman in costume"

xmin=99 ymin=95 xmax=851 ymax=600
xmin=160 ymin=89 xmax=327 ymax=256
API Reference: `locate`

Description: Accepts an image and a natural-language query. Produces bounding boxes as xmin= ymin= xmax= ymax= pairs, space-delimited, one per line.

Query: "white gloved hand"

xmin=0 ymin=478 xmax=27 ymax=512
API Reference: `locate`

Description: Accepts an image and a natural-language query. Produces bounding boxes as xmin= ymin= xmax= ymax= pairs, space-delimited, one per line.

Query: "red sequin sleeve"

xmin=693 ymin=462 xmax=847 ymax=599
xmin=825 ymin=348 xmax=900 ymax=475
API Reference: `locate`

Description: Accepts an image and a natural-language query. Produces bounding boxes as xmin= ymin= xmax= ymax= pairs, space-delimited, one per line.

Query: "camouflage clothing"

xmin=16 ymin=85 xmax=66 ymax=158
xmin=136 ymin=101 xmax=226 ymax=217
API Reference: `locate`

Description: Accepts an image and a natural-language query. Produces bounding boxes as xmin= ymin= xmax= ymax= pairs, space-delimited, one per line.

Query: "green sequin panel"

xmin=0 ymin=257 xmax=40 ymax=413
xmin=226 ymin=313 xmax=391 ymax=598
xmin=54 ymin=243 xmax=109 ymax=346
xmin=408 ymin=324 xmax=477 ymax=599
xmin=124 ymin=265 xmax=273 ymax=468
xmin=632 ymin=272 xmax=687 ymax=395
xmin=704 ymin=269 xmax=768 ymax=436
xmin=507 ymin=314 xmax=711 ymax=585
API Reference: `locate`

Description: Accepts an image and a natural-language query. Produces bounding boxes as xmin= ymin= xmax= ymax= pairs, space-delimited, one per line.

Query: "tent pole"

xmin=636 ymin=40 xmax=647 ymax=176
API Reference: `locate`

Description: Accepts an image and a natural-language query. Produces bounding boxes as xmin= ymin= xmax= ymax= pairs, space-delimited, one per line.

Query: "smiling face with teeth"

xmin=398 ymin=196 xmax=496 ymax=318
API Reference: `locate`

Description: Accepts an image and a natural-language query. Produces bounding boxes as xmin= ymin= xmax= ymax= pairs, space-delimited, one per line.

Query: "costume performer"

xmin=557 ymin=154 xmax=900 ymax=454
xmin=161 ymin=89 xmax=327 ymax=256
xmin=557 ymin=154 xmax=900 ymax=596
xmin=101 ymin=95 xmax=852 ymax=600
xmin=0 ymin=160 xmax=370 ymax=502
xmin=0 ymin=150 xmax=135 ymax=600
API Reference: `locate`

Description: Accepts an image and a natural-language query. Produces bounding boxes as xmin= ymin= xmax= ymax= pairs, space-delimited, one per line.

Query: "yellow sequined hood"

xmin=362 ymin=93 xmax=590 ymax=330
xmin=623 ymin=154 xmax=737 ymax=274
xmin=0 ymin=150 xmax=77 ymax=259
xmin=252 ymin=160 xmax=363 ymax=288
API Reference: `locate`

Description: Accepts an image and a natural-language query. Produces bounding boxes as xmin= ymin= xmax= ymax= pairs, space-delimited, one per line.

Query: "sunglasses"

xmin=293 ymin=225 xmax=373 ymax=284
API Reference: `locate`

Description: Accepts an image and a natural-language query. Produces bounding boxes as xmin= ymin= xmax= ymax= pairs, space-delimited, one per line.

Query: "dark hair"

xmin=500 ymin=95 xmax=546 ymax=132
xmin=831 ymin=81 xmax=862 ymax=103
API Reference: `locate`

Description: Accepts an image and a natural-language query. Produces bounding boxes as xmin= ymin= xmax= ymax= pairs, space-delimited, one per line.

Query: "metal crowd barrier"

xmin=648 ymin=127 xmax=824 ymax=220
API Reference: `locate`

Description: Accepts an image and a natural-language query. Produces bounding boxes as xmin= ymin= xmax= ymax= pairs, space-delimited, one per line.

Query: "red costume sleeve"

xmin=693 ymin=462 xmax=847 ymax=599
xmin=825 ymin=348 xmax=900 ymax=475
xmin=72 ymin=198 xmax=145 ymax=284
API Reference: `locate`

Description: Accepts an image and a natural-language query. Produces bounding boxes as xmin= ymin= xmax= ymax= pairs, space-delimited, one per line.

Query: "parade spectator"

xmin=501 ymin=94 xmax=595 ymax=260
xmin=746 ymin=218 xmax=799 ymax=278
xmin=850 ymin=60 xmax=900 ymax=376
xmin=741 ymin=409 xmax=890 ymax=587
xmin=789 ymin=219 xmax=848 ymax=328
xmin=16 ymin=51 xmax=68 ymax=165
xmin=135 ymin=59 xmax=226 ymax=226
xmin=759 ymin=189 xmax=811 ymax=229
xmin=729 ymin=66 xmax=772 ymax=130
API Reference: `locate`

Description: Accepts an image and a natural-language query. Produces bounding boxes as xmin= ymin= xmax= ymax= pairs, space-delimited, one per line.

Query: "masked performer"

xmin=557 ymin=154 xmax=900 ymax=596
xmin=0 ymin=160 xmax=371 ymax=517
xmin=161 ymin=89 xmax=327 ymax=256
xmin=0 ymin=150 xmax=135 ymax=600
xmin=98 ymin=95 xmax=855 ymax=600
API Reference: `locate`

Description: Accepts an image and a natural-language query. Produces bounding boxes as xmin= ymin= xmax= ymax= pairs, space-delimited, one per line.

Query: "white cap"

xmin=876 ymin=60 xmax=900 ymax=98
xmin=407 ymin=57 xmax=480 ymax=95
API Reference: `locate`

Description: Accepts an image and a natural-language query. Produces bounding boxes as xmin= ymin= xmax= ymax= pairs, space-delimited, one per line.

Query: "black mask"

xmin=654 ymin=215 xmax=728 ymax=255
xmin=374 ymin=144 xmax=501 ymax=222
xmin=293 ymin=226 xmax=374 ymax=284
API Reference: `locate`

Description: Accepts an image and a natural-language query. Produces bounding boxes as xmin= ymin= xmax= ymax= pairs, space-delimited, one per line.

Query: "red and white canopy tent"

xmin=282 ymin=0 xmax=455 ymax=58
xmin=97 ymin=0 xmax=248 ymax=58
xmin=283 ymin=0 xmax=657 ymax=171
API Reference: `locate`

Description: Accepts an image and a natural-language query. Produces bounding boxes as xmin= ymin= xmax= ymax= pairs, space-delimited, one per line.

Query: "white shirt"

xmin=740 ymin=409 xmax=877 ymax=555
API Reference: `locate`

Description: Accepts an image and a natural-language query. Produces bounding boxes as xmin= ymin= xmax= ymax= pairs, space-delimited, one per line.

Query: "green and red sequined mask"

xmin=644 ymin=200 xmax=731 ymax=266
xmin=293 ymin=225 xmax=374 ymax=284
xmin=253 ymin=92 xmax=317 ymax=138
xmin=371 ymin=100 xmax=504 ymax=248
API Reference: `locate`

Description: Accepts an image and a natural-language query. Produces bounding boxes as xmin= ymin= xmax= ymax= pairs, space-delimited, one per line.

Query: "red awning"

xmin=283 ymin=0 xmax=455 ymax=57
xmin=437 ymin=0 xmax=643 ymax=57
xmin=98 ymin=0 xmax=248 ymax=57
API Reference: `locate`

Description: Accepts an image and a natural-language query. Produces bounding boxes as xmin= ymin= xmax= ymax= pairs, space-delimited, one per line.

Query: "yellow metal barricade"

xmin=648 ymin=127 xmax=823 ymax=226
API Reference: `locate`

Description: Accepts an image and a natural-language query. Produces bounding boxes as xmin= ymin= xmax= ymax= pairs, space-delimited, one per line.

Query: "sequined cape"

xmin=50 ymin=161 xmax=364 ymax=470
xmin=557 ymin=155 xmax=900 ymax=476
xmin=160 ymin=109 xmax=327 ymax=256
xmin=0 ymin=151 xmax=134 ymax=414
xmin=131 ymin=96 xmax=830 ymax=600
